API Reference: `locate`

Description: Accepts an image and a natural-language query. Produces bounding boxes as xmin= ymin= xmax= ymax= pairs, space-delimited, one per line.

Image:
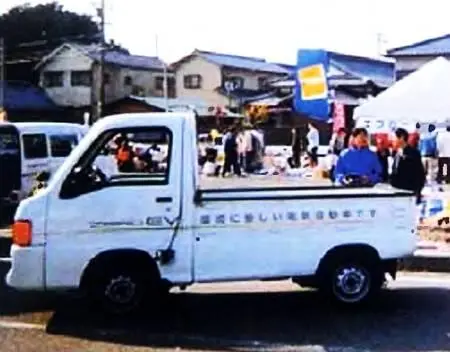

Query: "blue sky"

xmin=2 ymin=0 xmax=450 ymax=64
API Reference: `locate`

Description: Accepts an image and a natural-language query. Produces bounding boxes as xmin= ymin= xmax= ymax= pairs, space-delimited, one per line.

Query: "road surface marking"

xmin=0 ymin=320 xmax=45 ymax=330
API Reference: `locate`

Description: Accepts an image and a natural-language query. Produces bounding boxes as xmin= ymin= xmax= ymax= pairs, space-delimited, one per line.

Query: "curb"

xmin=400 ymin=256 xmax=450 ymax=273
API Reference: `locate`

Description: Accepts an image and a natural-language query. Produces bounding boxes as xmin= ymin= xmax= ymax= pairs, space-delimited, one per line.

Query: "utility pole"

xmin=97 ymin=0 xmax=106 ymax=120
xmin=0 ymin=38 xmax=4 ymax=112
xmin=376 ymin=32 xmax=387 ymax=57
xmin=155 ymin=35 xmax=168 ymax=111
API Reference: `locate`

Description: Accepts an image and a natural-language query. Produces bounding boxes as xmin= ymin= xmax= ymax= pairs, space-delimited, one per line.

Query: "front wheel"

xmin=87 ymin=265 xmax=157 ymax=316
xmin=319 ymin=258 xmax=382 ymax=305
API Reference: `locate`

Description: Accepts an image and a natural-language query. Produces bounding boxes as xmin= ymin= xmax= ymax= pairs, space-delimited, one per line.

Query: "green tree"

xmin=0 ymin=2 xmax=100 ymax=52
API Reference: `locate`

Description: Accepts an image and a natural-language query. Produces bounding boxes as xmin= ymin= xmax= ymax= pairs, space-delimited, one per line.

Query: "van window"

xmin=50 ymin=134 xmax=78 ymax=157
xmin=22 ymin=134 xmax=48 ymax=159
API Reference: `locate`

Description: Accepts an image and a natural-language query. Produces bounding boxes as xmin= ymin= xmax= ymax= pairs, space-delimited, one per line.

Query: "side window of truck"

xmin=22 ymin=134 xmax=48 ymax=159
xmin=89 ymin=126 xmax=172 ymax=185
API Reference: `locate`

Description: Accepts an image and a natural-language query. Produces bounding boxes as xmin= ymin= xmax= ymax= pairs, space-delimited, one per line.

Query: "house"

xmin=0 ymin=81 xmax=59 ymax=122
xmin=387 ymin=34 xmax=450 ymax=79
xmin=171 ymin=49 xmax=290 ymax=109
xmin=35 ymin=43 xmax=175 ymax=118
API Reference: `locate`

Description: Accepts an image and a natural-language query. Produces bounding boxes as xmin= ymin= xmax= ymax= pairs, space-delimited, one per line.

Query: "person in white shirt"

xmin=306 ymin=123 xmax=319 ymax=156
xmin=437 ymin=126 xmax=450 ymax=184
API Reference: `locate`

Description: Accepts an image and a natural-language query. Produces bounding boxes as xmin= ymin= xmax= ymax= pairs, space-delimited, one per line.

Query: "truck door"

xmin=44 ymin=124 xmax=189 ymax=289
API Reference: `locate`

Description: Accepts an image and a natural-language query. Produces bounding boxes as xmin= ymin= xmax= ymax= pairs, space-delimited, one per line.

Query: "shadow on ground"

xmin=0 ymin=252 xmax=449 ymax=351
xmin=42 ymin=284 xmax=450 ymax=351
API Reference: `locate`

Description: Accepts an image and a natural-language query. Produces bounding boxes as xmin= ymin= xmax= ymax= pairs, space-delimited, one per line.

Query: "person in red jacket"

xmin=116 ymin=139 xmax=134 ymax=172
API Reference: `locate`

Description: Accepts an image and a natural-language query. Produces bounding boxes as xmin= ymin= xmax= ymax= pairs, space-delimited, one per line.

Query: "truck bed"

xmin=198 ymin=176 xmax=414 ymax=200
xmin=199 ymin=175 xmax=332 ymax=190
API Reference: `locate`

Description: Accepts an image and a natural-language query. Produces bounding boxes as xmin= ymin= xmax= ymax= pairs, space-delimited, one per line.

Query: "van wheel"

xmin=88 ymin=264 xmax=155 ymax=316
xmin=319 ymin=257 xmax=382 ymax=305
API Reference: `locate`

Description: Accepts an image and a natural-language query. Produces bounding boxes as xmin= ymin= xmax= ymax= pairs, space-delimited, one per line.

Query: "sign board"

xmin=294 ymin=49 xmax=330 ymax=121
xmin=355 ymin=118 xmax=416 ymax=133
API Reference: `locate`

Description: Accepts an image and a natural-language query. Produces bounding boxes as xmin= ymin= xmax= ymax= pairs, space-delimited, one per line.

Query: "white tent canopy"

xmin=354 ymin=57 xmax=450 ymax=133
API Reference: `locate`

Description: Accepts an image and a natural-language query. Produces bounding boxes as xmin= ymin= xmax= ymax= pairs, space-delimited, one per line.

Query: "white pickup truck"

xmin=7 ymin=112 xmax=417 ymax=315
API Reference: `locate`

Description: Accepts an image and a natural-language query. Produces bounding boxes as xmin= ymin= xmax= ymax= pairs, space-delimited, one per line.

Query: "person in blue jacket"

xmin=334 ymin=128 xmax=382 ymax=186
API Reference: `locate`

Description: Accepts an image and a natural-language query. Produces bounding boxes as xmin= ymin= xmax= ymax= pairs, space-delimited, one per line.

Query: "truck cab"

xmin=7 ymin=112 xmax=417 ymax=315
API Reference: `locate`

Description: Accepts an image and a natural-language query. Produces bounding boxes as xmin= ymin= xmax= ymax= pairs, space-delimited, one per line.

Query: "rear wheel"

xmin=319 ymin=256 xmax=382 ymax=305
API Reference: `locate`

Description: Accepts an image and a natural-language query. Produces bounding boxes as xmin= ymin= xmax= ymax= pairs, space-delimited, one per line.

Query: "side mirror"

xmin=35 ymin=171 xmax=51 ymax=182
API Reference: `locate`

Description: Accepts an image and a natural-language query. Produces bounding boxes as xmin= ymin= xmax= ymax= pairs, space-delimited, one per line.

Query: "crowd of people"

xmin=197 ymin=120 xmax=450 ymax=203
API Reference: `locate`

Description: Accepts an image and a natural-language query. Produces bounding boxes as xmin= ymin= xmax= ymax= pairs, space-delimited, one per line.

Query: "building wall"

xmin=222 ymin=67 xmax=283 ymax=90
xmin=39 ymin=45 xmax=173 ymax=108
xmin=392 ymin=55 xmax=448 ymax=71
xmin=92 ymin=66 xmax=174 ymax=104
xmin=175 ymin=55 xmax=287 ymax=108
xmin=175 ymin=56 xmax=227 ymax=107
xmin=39 ymin=45 xmax=93 ymax=107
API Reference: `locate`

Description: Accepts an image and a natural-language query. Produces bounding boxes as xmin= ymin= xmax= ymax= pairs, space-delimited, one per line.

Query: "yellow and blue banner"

xmin=294 ymin=49 xmax=330 ymax=121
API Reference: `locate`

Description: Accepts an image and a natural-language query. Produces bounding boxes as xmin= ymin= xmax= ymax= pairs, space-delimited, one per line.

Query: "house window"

xmin=124 ymin=75 xmax=133 ymax=86
xmin=103 ymin=73 xmax=111 ymax=85
xmin=229 ymin=76 xmax=244 ymax=89
xmin=184 ymin=74 xmax=202 ymax=89
xmin=155 ymin=76 xmax=175 ymax=91
xmin=258 ymin=77 xmax=267 ymax=89
xmin=155 ymin=76 xmax=164 ymax=90
xmin=132 ymin=85 xmax=145 ymax=96
xmin=71 ymin=71 xmax=92 ymax=87
xmin=43 ymin=71 xmax=64 ymax=88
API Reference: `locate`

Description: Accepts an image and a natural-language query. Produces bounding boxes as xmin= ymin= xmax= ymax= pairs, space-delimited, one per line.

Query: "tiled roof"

xmin=328 ymin=51 xmax=395 ymax=87
xmin=71 ymin=44 xmax=167 ymax=71
xmin=37 ymin=43 xmax=168 ymax=71
xmin=387 ymin=34 xmax=450 ymax=56
xmin=3 ymin=81 xmax=57 ymax=110
xmin=270 ymin=52 xmax=394 ymax=88
xmin=191 ymin=50 xmax=290 ymax=74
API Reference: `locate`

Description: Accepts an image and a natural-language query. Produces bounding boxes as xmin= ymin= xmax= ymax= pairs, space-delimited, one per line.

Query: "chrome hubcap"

xmin=105 ymin=276 xmax=136 ymax=305
xmin=333 ymin=266 xmax=370 ymax=303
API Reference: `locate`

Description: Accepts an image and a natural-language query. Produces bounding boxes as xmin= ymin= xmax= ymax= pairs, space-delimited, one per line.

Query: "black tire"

xmin=319 ymin=255 xmax=383 ymax=306
xmin=86 ymin=263 xmax=157 ymax=316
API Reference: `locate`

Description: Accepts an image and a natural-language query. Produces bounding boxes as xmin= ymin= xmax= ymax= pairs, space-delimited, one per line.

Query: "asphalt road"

xmin=0 ymin=257 xmax=450 ymax=352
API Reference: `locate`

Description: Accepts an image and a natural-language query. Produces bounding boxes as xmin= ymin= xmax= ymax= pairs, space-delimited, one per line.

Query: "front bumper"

xmin=6 ymin=244 xmax=45 ymax=290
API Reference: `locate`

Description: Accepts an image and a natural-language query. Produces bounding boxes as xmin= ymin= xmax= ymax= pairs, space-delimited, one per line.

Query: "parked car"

xmin=0 ymin=122 xmax=88 ymax=211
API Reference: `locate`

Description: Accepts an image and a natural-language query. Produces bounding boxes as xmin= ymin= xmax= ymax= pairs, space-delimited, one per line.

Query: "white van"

xmin=0 ymin=122 xmax=88 ymax=209
xmin=7 ymin=113 xmax=417 ymax=315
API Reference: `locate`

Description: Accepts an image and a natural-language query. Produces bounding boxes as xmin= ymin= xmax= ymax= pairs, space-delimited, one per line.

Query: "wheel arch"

xmin=79 ymin=248 xmax=160 ymax=289
xmin=316 ymin=243 xmax=381 ymax=276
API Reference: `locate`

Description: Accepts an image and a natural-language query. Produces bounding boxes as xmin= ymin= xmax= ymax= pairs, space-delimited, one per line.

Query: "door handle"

xmin=156 ymin=197 xmax=173 ymax=203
